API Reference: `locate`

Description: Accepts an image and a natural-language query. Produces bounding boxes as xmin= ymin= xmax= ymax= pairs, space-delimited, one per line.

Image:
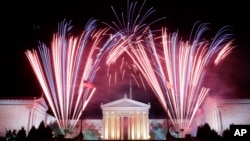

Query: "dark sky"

xmin=1 ymin=0 xmax=250 ymax=119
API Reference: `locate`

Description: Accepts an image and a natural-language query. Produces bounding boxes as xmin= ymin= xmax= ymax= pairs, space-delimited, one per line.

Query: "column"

xmin=110 ymin=112 xmax=115 ymax=139
xmin=116 ymin=113 xmax=120 ymax=140
xmin=102 ymin=113 xmax=104 ymax=139
xmin=121 ymin=115 xmax=124 ymax=140
xmin=141 ymin=112 xmax=146 ymax=139
xmin=146 ymin=112 xmax=149 ymax=139
xmin=131 ymin=113 xmax=135 ymax=140
xmin=128 ymin=114 xmax=131 ymax=140
xmin=136 ymin=112 xmax=141 ymax=139
xmin=135 ymin=112 xmax=137 ymax=139
xmin=213 ymin=107 xmax=222 ymax=134
xmin=218 ymin=107 xmax=223 ymax=135
xmin=27 ymin=107 xmax=32 ymax=131
xmin=108 ymin=112 xmax=111 ymax=139
xmin=104 ymin=112 xmax=109 ymax=139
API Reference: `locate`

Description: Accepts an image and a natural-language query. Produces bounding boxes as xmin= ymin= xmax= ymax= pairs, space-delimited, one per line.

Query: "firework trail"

xmin=106 ymin=55 xmax=147 ymax=91
xmin=104 ymin=0 xmax=165 ymax=90
xmin=25 ymin=19 xmax=117 ymax=130
xmin=103 ymin=0 xmax=165 ymax=38
xmin=106 ymin=22 xmax=234 ymax=132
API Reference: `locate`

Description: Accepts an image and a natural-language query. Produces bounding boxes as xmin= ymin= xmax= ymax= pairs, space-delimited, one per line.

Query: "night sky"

xmin=1 ymin=0 xmax=250 ymax=119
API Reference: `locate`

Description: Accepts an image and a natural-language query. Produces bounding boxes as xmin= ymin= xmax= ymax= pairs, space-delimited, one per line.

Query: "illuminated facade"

xmin=100 ymin=94 xmax=151 ymax=140
xmin=194 ymin=97 xmax=250 ymax=135
xmin=0 ymin=97 xmax=55 ymax=137
xmin=1 ymin=95 xmax=249 ymax=138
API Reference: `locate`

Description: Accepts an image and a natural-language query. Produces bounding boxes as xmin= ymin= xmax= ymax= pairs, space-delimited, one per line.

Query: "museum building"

xmin=0 ymin=95 xmax=250 ymax=139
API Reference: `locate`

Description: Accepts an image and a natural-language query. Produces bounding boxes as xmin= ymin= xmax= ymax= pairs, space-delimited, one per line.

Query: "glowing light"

xmin=104 ymin=0 xmax=165 ymax=90
xmin=106 ymin=22 xmax=235 ymax=132
xmin=25 ymin=19 xmax=115 ymax=130
xmin=24 ymin=0 xmax=235 ymax=137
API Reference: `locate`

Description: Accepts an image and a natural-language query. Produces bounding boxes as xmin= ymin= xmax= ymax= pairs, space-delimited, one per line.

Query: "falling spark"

xmin=131 ymin=73 xmax=140 ymax=88
xmin=115 ymin=71 xmax=117 ymax=84
xmin=106 ymin=22 xmax=235 ymax=132
xmin=139 ymin=73 xmax=147 ymax=91
xmin=104 ymin=0 xmax=164 ymax=91
xmin=103 ymin=0 xmax=166 ymax=38
xmin=109 ymin=74 xmax=112 ymax=86
xmin=122 ymin=69 xmax=126 ymax=80
xmin=25 ymin=19 xmax=116 ymax=130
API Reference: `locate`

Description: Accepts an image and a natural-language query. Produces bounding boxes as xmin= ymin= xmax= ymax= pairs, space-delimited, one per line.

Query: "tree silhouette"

xmin=196 ymin=123 xmax=222 ymax=141
xmin=37 ymin=121 xmax=46 ymax=141
xmin=45 ymin=126 xmax=53 ymax=141
xmin=26 ymin=121 xmax=53 ymax=141
xmin=26 ymin=126 xmax=37 ymax=141
xmin=221 ymin=128 xmax=230 ymax=141
xmin=48 ymin=121 xmax=63 ymax=138
xmin=83 ymin=129 xmax=99 ymax=140
xmin=16 ymin=127 xmax=27 ymax=141
xmin=5 ymin=129 xmax=15 ymax=141
xmin=150 ymin=121 xmax=167 ymax=140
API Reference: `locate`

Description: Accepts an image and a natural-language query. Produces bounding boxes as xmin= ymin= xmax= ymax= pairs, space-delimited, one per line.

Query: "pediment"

xmin=101 ymin=97 xmax=150 ymax=109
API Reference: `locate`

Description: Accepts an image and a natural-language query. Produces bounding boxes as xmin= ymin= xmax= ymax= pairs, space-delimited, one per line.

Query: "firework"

xmin=103 ymin=0 xmax=165 ymax=37
xmin=106 ymin=22 xmax=234 ymax=133
xmin=25 ymin=19 xmax=115 ymax=130
xmin=104 ymin=0 xmax=165 ymax=90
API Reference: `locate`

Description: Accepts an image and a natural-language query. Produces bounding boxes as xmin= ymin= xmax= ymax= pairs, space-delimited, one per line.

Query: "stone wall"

xmin=0 ymin=97 xmax=55 ymax=137
xmin=198 ymin=97 xmax=250 ymax=135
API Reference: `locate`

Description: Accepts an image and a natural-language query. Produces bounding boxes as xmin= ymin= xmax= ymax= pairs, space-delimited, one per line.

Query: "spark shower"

xmin=106 ymin=23 xmax=234 ymax=132
xmin=25 ymin=0 xmax=235 ymax=134
xmin=25 ymin=19 xmax=119 ymax=129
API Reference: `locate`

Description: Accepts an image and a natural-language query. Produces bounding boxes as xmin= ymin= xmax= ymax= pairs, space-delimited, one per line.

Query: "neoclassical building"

xmin=1 ymin=95 xmax=249 ymax=139
xmin=100 ymin=94 xmax=151 ymax=140
xmin=195 ymin=97 xmax=250 ymax=135
xmin=100 ymin=95 xmax=250 ymax=139
xmin=0 ymin=96 xmax=55 ymax=137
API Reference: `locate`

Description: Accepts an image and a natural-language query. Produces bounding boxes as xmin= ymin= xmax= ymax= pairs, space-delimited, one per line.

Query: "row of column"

xmin=102 ymin=111 xmax=149 ymax=140
xmin=207 ymin=107 xmax=223 ymax=135
xmin=28 ymin=106 xmax=46 ymax=131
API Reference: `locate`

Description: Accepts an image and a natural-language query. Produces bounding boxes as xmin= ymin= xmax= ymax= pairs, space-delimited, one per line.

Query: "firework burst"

xmin=25 ymin=19 xmax=116 ymax=130
xmin=103 ymin=0 xmax=165 ymax=37
xmin=104 ymin=0 xmax=165 ymax=91
xmin=106 ymin=22 xmax=235 ymax=133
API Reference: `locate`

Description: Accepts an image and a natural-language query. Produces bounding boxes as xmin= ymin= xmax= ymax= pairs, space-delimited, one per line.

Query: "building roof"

xmin=100 ymin=94 xmax=150 ymax=112
xmin=202 ymin=96 xmax=250 ymax=112
xmin=0 ymin=96 xmax=48 ymax=111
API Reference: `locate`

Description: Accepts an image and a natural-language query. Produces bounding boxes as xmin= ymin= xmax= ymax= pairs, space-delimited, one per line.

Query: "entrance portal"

xmin=123 ymin=117 xmax=128 ymax=140
xmin=101 ymin=95 xmax=151 ymax=140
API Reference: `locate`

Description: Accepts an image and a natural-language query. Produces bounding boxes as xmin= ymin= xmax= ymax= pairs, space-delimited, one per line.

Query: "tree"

xmin=26 ymin=126 xmax=37 ymax=141
xmin=26 ymin=121 xmax=54 ymax=141
xmin=16 ymin=127 xmax=27 ymax=141
xmin=83 ymin=129 xmax=99 ymax=140
xmin=150 ymin=121 xmax=167 ymax=140
xmin=36 ymin=121 xmax=47 ymax=141
xmin=45 ymin=126 xmax=53 ymax=141
xmin=48 ymin=121 xmax=63 ymax=138
xmin=222 ymin=128 xmax=231 ymax=141
xmin=196 ymin=123 xmax=222 ymax=141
